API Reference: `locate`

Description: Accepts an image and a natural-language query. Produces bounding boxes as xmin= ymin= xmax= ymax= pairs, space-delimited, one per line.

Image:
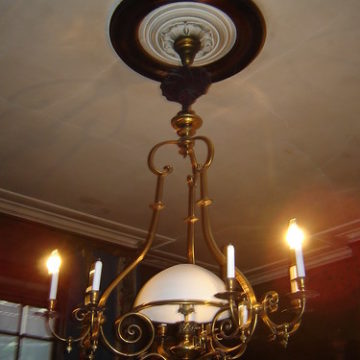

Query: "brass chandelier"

xmin=45 ymin=1 xmax=308 ymax=359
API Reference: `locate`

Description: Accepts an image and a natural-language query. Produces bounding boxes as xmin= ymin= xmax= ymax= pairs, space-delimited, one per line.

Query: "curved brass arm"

xmin=99 ymin=139 xmax=183 ymax=308
xmin=98 ymin=169 xmax=169 ymax=308
xmin=147 ymin=139 xmax=179 ymax=175
xmin=187 ymin=136 xmax=214 ymax=170
xmin=196 ymin=156 xmax=259 ymax=343
xmin=46 ymin=312 xmax=90 ymax=348
xmin=197 ymin=168 xmax=258 ymax=306
xmin=146 ymin=136 xmax=213 ymax=267
xmin=98 ymin=139 xmax=179 ymax=356
xmin=210 ymin=308 xmax=248 ymax=358
xmin=260 ymin=291 xmax=306 ymax=346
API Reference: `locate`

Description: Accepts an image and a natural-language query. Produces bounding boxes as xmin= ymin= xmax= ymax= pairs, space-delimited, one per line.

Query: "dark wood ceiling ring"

xmin=109 ymin=0 xmax=266 ymax=83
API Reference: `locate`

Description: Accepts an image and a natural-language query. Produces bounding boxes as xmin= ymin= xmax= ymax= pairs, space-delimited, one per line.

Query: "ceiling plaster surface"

xmin=0 ymin=0 xmax=360 ymax=273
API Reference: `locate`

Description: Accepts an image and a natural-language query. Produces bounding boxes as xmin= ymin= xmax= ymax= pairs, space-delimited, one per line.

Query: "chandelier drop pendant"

xmin=44 ymin=1 xmax=309 ymax=359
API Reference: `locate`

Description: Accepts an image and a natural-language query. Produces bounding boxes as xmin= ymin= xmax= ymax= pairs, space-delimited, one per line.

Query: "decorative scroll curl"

xmin=147 ymin=136 xmax=214 ymax=177
xmin=210 ymin=308 xmax=248 ymax=359
xmin=263 ymin=291 xmax=279 ymax=314
xmin=45 ymin=309 xmax=90 ymax=348
xmin=148 ymin=140 xmax=178 ymax=175
xmin=187 ymin=136 xmax=214 ymax=170
xmin=73 ymin=307 xmax=88 ymax=322
xmin=260 ymin=291 xmax=306 ymax=348
xmin=100 ymin=312 xmax=155 ymax=357
xmin=212 ymin=309 xmax=240 ymax=340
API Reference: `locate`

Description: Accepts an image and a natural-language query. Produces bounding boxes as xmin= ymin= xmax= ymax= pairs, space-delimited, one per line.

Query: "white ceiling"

xmin=1 ymin=0 xmax=360 ymax=280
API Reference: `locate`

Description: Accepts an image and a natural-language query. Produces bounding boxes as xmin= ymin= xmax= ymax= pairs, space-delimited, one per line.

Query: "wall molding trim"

xmin=0 ymin=188 xmax=359 ymax=285
xmin=0 ymin=188 xmax=175 ymax=249
xmin=245 ymin=245 xmax=353 ymax=285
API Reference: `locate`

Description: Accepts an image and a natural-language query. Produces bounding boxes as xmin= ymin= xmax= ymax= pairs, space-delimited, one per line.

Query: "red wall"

xmin=244 ymin=241 xmax=360 ymax=359
xmin=1 ymin=213 xmax=359 ymax=359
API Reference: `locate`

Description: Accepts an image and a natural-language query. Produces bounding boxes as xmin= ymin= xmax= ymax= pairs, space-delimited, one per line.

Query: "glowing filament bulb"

xmin=47 ymin=249 xmax=61 ymax=274
xmin=286 ymin=219 xmax=306 ymax=279
xmin=47 ymin=249 xmax=61 ymax=300
xmin=286 ymin=218 xmax=305 ymax=250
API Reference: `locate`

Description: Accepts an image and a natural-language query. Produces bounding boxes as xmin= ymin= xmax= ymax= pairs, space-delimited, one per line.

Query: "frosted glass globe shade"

xmin=133 ymin=263 xmax=226 ymax=323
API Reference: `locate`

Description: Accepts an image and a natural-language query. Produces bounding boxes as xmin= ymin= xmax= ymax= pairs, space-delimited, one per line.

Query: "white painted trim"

xmin=0 ymin=188 xmax=175 ymax=249
xmin=145 ymin=242 xmax=354 ymax=286
xmin=245 ymin=245 xmax=353 ymax=285
xmin=0 ymin=188 xmax=358 ymax=285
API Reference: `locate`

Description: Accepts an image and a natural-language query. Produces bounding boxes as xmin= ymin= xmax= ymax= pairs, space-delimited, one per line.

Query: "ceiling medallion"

xmin=109 ymin=0 xmax=266 ymax=82
xmin=137 ymin=2 xmax=237 ymax=67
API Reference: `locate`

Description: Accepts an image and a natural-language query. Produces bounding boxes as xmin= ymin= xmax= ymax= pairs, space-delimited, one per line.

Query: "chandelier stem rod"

xmin=197 ymin=168 xmax=223 ymax=266
xmin=98 ymin=173 xmax=168 ymax=308
xmin=186 ymin=172 xmax=197 ymax=264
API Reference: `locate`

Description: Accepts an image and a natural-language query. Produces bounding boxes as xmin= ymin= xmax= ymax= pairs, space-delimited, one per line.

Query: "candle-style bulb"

xmin=47 ymin=250 xmax=61 ymax=274
xmin=226 ymin=244 xmax=235 ymax=279
xmin=286 ymin=218 xmax=304 ymax=250
xmin=92 ymin=260 xmax=103 ymax=291
xmin=286 ymin=218 xmax=306 ymax=283
xmin=47 ymin=250 xmax=61 ymax=300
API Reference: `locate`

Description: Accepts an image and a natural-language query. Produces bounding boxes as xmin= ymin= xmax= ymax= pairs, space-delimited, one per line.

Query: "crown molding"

xmin=145 ymin=240 xmax=355 ymax=286
xmin=0 ymin=188 xmax=175 ymax=249
xmin=245 ymin=219 xmax=360 ymax=284
xmin=245 ymin=245 xmax=353 ymax=285
xmin=0 ymin=188 xmax=359 ymax=285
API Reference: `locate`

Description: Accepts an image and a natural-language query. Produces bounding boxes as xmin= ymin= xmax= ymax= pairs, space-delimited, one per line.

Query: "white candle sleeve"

xmin=49 ymin=272 xmax=59 ymax=300
xmin=227 ymin=245 xmax=235 ymax=278
xmin=92 ymin=260 xmax=103 ymax=291
xmin=295 ymin=247 xmax=305 ymax=277
xmin=239 ymin=304 xmax=248 ymax=328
